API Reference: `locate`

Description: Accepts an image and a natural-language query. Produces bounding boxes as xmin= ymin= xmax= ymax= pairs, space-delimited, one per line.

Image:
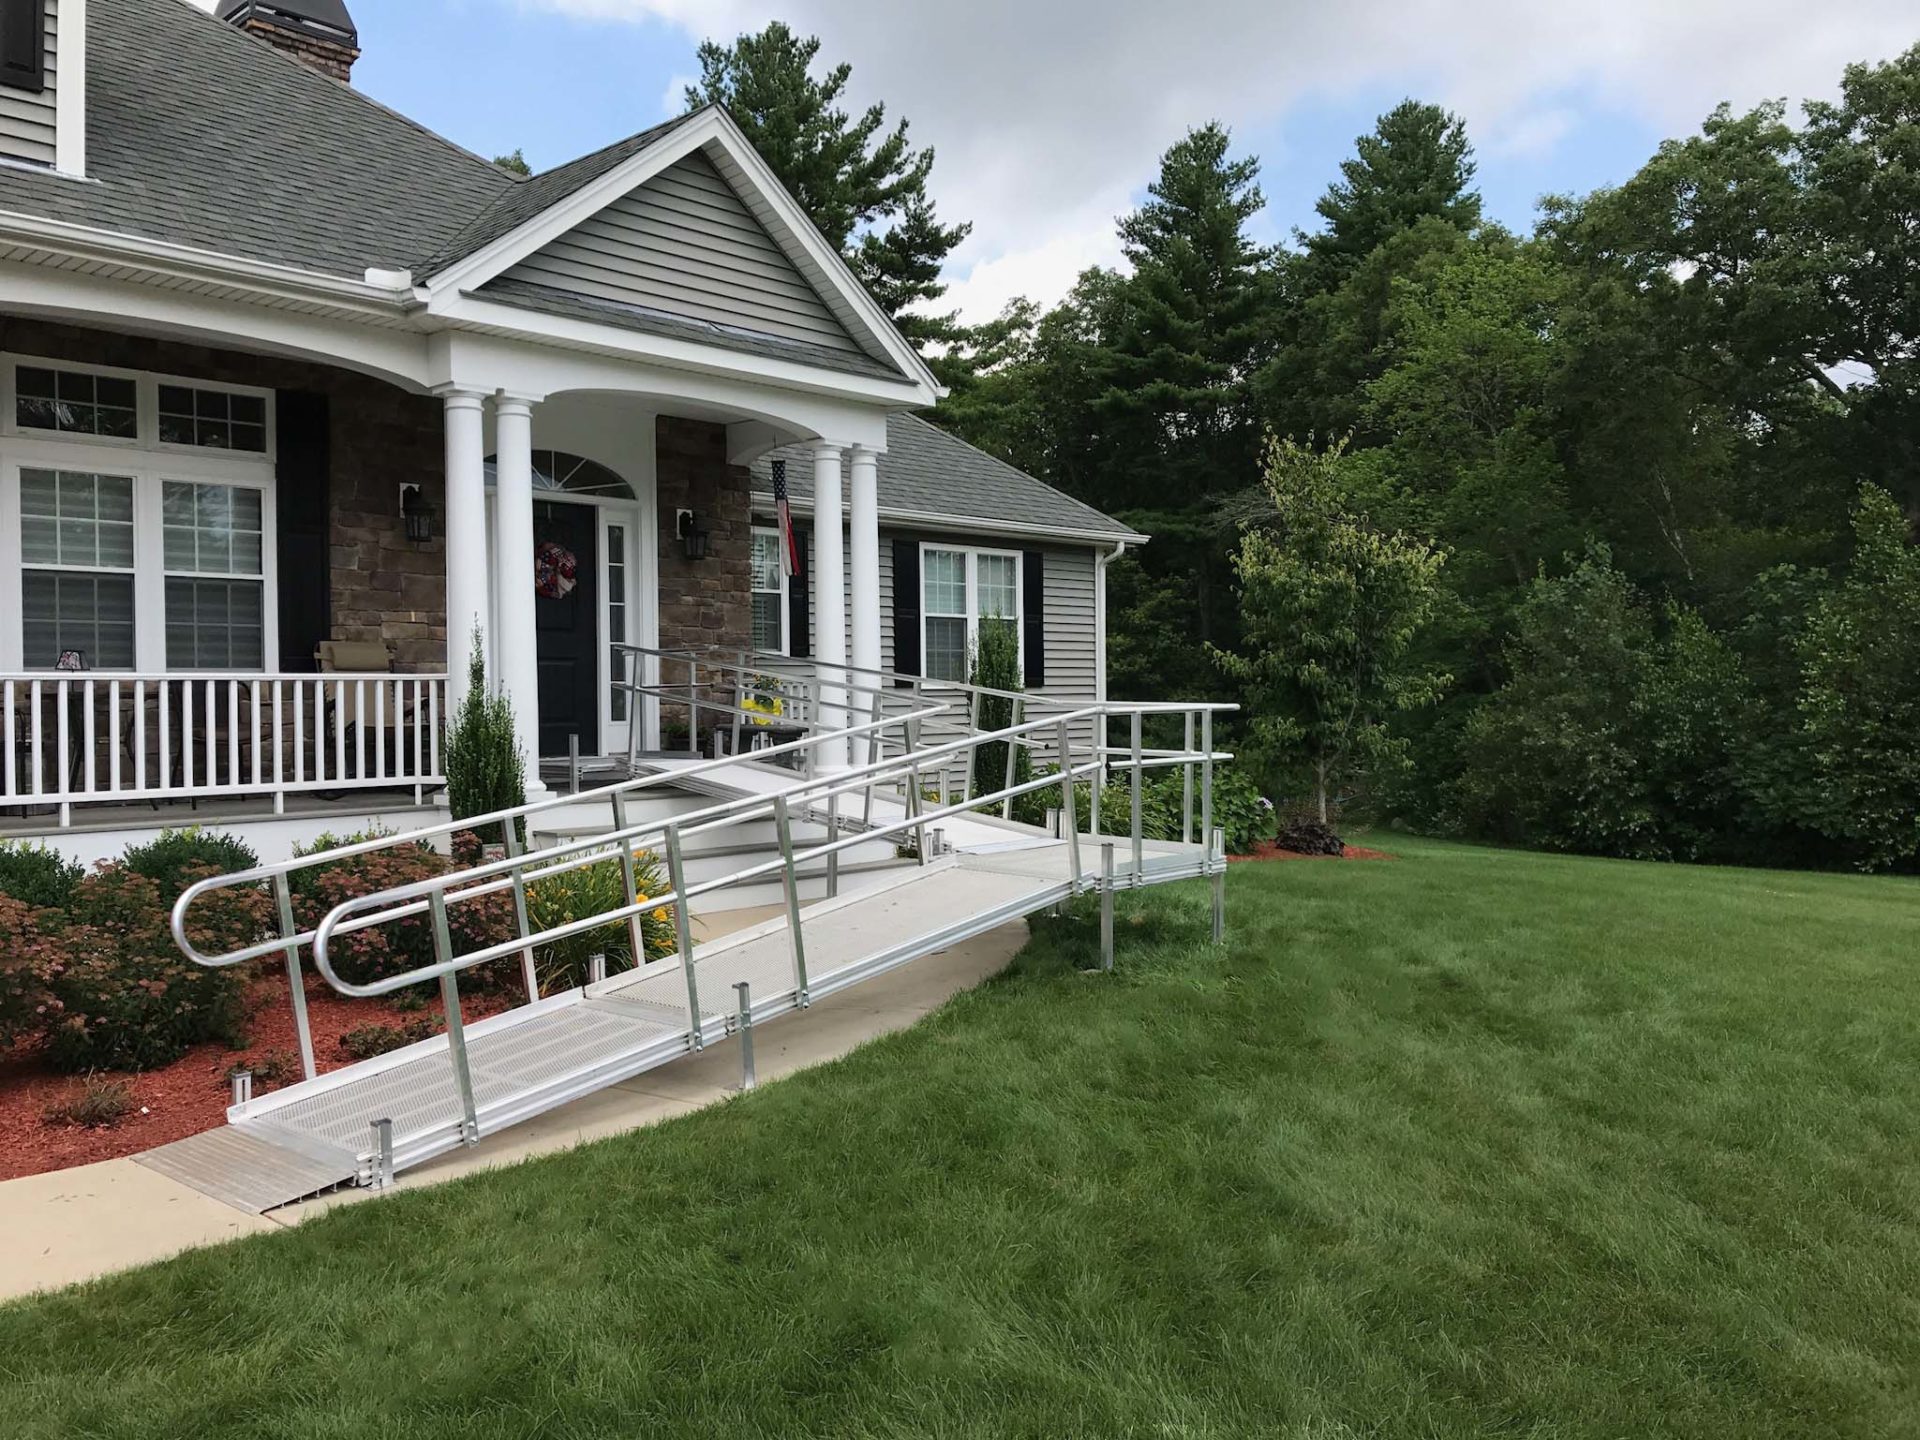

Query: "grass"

xmin=3 ymin=835 xmax=1919 ymax=1437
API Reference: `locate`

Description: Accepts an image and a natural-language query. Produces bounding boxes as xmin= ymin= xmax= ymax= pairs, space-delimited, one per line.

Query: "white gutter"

xmin=757 ymin=495 xmax=1149 ymax=549
xmin=0 ymin=209 xmax=423 ymax=316
xmin=1095 ymin=540 xmax=1129 ymax=703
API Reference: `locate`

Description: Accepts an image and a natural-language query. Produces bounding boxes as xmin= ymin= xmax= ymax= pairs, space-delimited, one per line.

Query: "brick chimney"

xmin=216 ymin=1 xmax=360 ymax=84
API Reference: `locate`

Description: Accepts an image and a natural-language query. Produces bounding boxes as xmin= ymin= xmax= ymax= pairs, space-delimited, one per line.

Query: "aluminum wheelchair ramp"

xmin=161 ymin=845 xmax=1178 ymax=1211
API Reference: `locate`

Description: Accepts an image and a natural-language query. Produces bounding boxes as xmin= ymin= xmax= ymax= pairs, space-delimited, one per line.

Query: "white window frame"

xmin=2 ymin=354 xmax=276 ymax=459
xmin=750 ymin=525 xmax=790 ymax=655
xmin=0 ymin=352 xmax=279 ymax=673
xmin=920 ymin=542 xmax=1022 ymax=684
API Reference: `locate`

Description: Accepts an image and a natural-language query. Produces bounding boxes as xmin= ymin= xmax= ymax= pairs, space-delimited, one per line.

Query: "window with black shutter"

xmin=0 ymin=0 xmax=44 ymax=94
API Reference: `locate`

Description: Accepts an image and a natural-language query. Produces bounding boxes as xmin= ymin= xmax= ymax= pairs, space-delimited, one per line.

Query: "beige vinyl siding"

xmin=504 ymin=150 xmax=861 ymax=355
xmin=0 ymin=0 xmax=57 ymax=170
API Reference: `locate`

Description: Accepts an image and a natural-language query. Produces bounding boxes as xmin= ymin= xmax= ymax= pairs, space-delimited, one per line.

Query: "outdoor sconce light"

xmin=400 ymin=483 xmax=434 ymax=544
xmin=677 ymin=508 xmax=710 ymax=561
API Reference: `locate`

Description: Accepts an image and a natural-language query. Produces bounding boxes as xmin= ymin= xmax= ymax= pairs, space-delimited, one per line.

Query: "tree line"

xmin=685 ymin=27 xmax=1919 ymax=871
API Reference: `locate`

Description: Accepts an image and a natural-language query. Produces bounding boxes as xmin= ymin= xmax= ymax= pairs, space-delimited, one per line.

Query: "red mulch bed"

xmin=1230 ymin=842 xmax=1394 ymax=863
xmin=0 ymin=974 xmax=517 ymax=1182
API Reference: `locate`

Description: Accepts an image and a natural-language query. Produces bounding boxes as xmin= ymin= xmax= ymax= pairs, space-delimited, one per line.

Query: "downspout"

xmin=1094 ymin=540 xmax=1127 ymax=703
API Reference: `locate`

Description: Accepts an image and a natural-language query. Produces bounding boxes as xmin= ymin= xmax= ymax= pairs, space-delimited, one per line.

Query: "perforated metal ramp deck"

xmin=152 ymin=834 xmax=1209 ymax=1212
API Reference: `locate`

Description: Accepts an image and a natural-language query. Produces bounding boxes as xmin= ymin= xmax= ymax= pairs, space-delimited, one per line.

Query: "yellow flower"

xmin=634 ymin=893 xmax=649 ymax=906
xmin=652 ymin=908 xmax=669 ymax=924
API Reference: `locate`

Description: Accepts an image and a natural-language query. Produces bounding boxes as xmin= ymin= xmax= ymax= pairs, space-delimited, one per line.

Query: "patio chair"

xmin=316 ymin=641 xmax=412 ymax=782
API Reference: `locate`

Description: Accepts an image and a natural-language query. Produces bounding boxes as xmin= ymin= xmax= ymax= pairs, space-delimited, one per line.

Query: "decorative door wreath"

xmin=534 ymin=540 xmax=579 ymax=599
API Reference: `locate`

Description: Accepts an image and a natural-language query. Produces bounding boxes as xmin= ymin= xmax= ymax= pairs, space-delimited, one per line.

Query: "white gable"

xmin=499 ymin=150 xmax=863 ymax=358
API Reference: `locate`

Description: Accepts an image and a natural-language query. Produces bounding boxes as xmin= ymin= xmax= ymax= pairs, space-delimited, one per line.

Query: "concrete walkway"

xmin=0 ymin=920 xmax=1026 ymax=1302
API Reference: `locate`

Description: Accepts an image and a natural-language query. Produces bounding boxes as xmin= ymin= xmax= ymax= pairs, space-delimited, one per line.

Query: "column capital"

xmin=434 ymin=385 xmax=487 ymax=410
xmin=811 ymin=440 xmax=850 ymax=460
xmin=849 ymin=442 xmax=884 ymax=462
xmin=492 ymin=390 xmax=543 ymax=416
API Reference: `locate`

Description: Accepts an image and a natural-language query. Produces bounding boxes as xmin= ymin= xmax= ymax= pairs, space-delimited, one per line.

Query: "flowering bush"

xmin=0 ymin=896 xmax=59 ymax=1047
xmin=39 ymin=864 xmax=256 ymax=1073
xmin=292 ymin=830 xmax=516 ymax=991
xmin=525 ymin=848 xmax=676 ymax=994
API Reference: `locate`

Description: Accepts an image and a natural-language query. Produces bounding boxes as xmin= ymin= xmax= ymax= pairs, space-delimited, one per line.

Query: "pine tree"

xmin=1299 ymin=99 xmax=1481 ymax=292
xmin=685 ymin=23 xmax=970 ymax=351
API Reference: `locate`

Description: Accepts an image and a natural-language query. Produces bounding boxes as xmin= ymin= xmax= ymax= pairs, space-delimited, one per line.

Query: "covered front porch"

xmin=0 ymin=321 xmax=894 ymax=860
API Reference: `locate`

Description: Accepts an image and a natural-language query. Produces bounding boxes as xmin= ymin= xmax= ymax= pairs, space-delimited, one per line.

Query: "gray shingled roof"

xmin=752 ymin=413 xmax=1145 ymax=544
xmin=0 ymin=0 xmax=516 ymax=277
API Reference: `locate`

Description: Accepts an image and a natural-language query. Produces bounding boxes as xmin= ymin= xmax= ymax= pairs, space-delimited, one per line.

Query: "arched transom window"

xmin=484 ymin=450 xmax=635 ymax=499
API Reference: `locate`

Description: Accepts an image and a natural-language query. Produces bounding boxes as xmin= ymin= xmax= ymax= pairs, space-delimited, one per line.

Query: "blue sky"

xmin=310 ymin=1 xmax=1911 ymax=322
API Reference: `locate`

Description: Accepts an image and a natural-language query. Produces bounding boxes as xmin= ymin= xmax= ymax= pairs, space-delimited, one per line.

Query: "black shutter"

xmin=275 ymin=391 xmax=331 ymax=672
xmin=786 ymin=523 xmax=811 ymax=658
xmin=1022 ymin=550 xmax=1046 ymax=688
xmin=892 ymin=538 xmax=921 ymax=682
xmin=0 ymin=0 xmax=44 ymax=93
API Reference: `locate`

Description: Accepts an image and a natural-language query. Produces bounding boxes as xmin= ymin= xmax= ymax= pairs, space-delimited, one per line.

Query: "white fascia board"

xmin=751 ymin=495 xmax=1149 ymax=548
xmin=420 ymin=106 xmax=943 ymax=398
xmin=0 ymin=259 xmax=433 ymax=389
xmin=0 ymin=209 xmax=422 ymax=317
xmin=437 ymin=288 xmax=933 ymax=408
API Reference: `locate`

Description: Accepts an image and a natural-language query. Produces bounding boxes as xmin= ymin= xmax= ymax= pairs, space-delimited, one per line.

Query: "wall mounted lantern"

xmin=400 ymin=483 xmax=434 ymax=544
xmin=677 ymin=508 xmax=710 ymax=562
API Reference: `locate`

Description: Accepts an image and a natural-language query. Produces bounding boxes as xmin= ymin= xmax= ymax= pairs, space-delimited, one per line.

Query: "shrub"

xmin=1039 ymin=763 xmax=1271 ymax=855
xmin=445 ymin=629 xmax=527 ymax=845
xmin=1277 ymin=819 xmax=1345 ymax=856
xmin=969 ymin=620 xmax=1033 ymax=804
xmin=0 ymin=896 xmax=60 ymax=1047
xmin=40 ymin=865 xmax=250 ymax=1073
xmin=228 ymin=1047 xmax=299 ymax=1087
xmin=338 ymin=1017 xmax=441 ymax=1061
xmin=292 ymin=830 xmax=515 ymax=991
xmin=42 ymin=1074 xmax=134 ymax=1128
xmin=0 ymin=841 xmax=82 ymax=910
xmin=524 ymin=849 xmax=676 ymax=994
xmin=121 ymin=829 xmax=261 ymax=907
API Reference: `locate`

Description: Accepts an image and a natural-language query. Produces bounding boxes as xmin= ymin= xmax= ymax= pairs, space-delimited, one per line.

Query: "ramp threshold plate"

xmin=135 ymin=1127 xmax=357 ymax=1215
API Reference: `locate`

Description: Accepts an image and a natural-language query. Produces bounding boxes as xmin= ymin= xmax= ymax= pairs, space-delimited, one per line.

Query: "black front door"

xmin=533 ymin=500 xmax=599 ymax=757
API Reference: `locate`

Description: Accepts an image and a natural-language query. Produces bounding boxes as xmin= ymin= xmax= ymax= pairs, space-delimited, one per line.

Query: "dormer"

xmin=0 ymin=0 xmax=83 ymax=176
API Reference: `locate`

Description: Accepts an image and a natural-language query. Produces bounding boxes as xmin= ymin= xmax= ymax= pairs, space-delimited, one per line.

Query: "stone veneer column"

xmin=442 ymin=390 xmax=488 ymax=716
xmin=492 ymin=395 xmax=548 ymax=796
xmin=812 ymin=443 xmax=849 ymax=770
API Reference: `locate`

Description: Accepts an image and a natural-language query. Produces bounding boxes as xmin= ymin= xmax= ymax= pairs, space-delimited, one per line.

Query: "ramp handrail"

xmin=266 ymin=698 xmax=1233 ymax=1166
xmin=308 ymin=699 xmax=1234 ymax=999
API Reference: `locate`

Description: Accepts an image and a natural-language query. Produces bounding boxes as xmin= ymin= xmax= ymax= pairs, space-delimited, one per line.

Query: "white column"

xmin=492 ymin=394 xmax=548 ymax=797
xmin=812 ymin=443 xmax=849 ymax=770
xmin=848 ymin=443 xmax=882 ymax=761
xmin=442 ymin=390 xmax=489 ymax=716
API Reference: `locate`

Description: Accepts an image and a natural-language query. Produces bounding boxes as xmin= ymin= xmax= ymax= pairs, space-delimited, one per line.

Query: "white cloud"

xmin=245 ymin=0 xmax=1920 ymax=321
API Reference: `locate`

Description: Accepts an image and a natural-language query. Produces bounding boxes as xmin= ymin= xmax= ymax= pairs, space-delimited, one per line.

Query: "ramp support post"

xmin=774 ymin=795 xmax=811 ymax=1006
xmin=664 ymin=824 xmax=704 ymax=1047
xmin=735 ymin=981 xmax=756 ymax=1091
xmin=826 ymin=791 xmax=841 ymax=899
xmin=1100 ymin=841 xmax=1115 ymax=973
xmin=500 ymin=819 xmax=539 ymax=1004
xmin=370 ymin=1118 xmax=394 ymax=1190
xmin=1212 ymin=826 xmax=1227 ymax=945
xmin=272 ymin=873 xmax=317 ymax=1081
xmin=1131 ymin=710 xmax=1145 ymax=884
xmin=428 ymin=891 xmax=480 ymax=1146
xmin=610 ymin=791 xmax=651 ymax=980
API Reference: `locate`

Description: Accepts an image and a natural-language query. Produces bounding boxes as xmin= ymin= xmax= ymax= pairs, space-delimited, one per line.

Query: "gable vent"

xmin=217 ymin=0 xmax=360 ymax=84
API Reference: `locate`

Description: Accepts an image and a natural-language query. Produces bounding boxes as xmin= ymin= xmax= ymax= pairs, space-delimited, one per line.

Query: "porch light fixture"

xmin=400 ymin=483 xmax=434 ymax=544
xmin=677 ymin=508 xmax=710 ymax=562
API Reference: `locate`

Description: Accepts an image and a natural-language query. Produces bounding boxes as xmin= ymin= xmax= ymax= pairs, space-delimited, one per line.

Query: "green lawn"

xmin=4 ymin=837 xmax=1919 ymax=1438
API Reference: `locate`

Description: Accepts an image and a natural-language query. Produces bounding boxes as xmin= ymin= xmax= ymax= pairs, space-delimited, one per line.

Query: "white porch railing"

xmin=0 ymin=673 xmax=448 ymax=827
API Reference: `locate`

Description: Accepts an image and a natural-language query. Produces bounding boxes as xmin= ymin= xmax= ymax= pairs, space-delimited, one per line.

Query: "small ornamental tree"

xmin=1215 ymin=437 xmax=1448 ymax=823
xmin=444 ymin=627 xmax=527 ymax=845
xmin=1788 ymin=484 xmax=1920 ymax=870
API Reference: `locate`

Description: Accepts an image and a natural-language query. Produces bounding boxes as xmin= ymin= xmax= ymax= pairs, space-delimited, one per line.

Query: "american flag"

xmin=772 ymin=459 xmax=799 ymax=577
